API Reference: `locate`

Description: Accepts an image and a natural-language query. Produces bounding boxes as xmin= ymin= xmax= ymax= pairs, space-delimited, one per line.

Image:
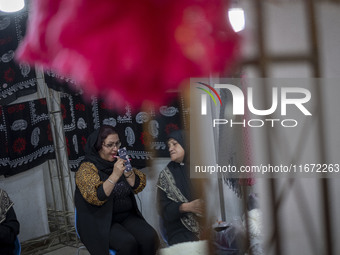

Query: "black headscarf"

xmin=168 ymin=130 xmax=185 ymax=150
xmin=166 ymin=130 xmax=193 ymax=200
xmin=167 ymin=129 xmax=189 ymax=164
xmin=83 ymin=128 xmax=116 ymax=175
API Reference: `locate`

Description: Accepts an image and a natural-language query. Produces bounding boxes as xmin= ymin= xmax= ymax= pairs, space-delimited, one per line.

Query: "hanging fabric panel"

xmin=43 ymin=70 xmax=79 ymax=95
xmin=0 ymin=10 xmax=37 ymax=105
xmin=0 ymin=99 xmax=55 ymax=176
xmin=60 ymin=93 xmax=185 ymax=171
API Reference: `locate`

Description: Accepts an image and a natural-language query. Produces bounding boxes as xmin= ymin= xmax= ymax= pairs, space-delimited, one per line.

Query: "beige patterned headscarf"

xmin=157 ymin=167 xmax=199 ymax=234
xmin=0 ymin=189 xmax=14 ymax=224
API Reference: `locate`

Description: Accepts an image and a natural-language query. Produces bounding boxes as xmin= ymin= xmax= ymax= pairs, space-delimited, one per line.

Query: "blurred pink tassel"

xmin=16 ymin=0 xmax=239 ymax=109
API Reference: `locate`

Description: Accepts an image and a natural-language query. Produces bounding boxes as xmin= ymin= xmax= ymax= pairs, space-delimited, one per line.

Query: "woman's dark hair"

xmin=95 ymin=125 xmax=118 ymax=151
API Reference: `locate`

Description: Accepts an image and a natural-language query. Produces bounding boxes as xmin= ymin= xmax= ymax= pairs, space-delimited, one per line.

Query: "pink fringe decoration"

xmin=16 ymin=0 xmax=239 ymax=109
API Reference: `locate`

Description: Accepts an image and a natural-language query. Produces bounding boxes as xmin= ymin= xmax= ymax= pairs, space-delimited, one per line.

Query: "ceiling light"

xmin=0 ymin=0 xmax=25 ymax=13
xmin=228 ymin=7 xmax=245 ymax=33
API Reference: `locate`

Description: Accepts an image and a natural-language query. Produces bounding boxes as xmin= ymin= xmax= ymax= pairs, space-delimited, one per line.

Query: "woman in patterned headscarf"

xmin=74 ymin=125 xmax=159 ymax=255
xmin=0 ymin=188 xmax=20 ymax=255
xmin=157 ymin=130 xmax=203 ymax=246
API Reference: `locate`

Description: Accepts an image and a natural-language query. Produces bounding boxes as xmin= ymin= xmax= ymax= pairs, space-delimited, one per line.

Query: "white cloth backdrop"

xmin=0 ymin=162 xmax=50 ymax=242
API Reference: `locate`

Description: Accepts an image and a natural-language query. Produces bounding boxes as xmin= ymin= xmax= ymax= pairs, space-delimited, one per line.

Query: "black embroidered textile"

xmin=0 ymin=99 xmax=55 ymax=176
xmin=44 ymin=70 xmax=79 ymax=95
xmin=61 ymin=94 xmax=95 ymax=170
xmin=0 ymin=10 xmax=37 ymax=105
xmin=60 ymin=94 xmax=185 ymax=171
xmin=217 ymin=81 xmax=255 ymax=197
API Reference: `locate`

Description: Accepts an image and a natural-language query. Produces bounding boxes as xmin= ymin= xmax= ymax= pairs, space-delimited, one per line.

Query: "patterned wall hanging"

xmin=217 ymin=78 xmax=255 ymax=197
xmin=0 ymin=10 xmax=37 ymax=105
xmin=60 ymin=93 xmax=186 ymax=171
xmin=43 ymin=70 xmax=79 ymax=95
xmin=0 ymin=98 xmax=55 ymax=176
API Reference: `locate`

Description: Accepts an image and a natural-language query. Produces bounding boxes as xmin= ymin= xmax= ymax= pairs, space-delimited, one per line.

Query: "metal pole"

xmin=254 ymin=1 xmax=282 ymax=255
xmin=305 ymin=1 xmax=333 ymax=254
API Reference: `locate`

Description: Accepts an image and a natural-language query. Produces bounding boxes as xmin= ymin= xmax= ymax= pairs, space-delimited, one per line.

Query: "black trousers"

xmin=168 ymin=231 xmax=199 ymax=246
xmin=109 ymin=214 xmax=159 ymax=255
